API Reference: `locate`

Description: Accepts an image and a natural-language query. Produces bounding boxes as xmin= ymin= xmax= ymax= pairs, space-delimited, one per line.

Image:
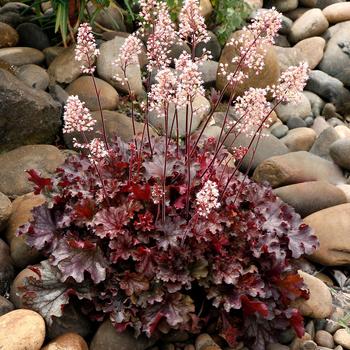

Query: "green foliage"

xmin=211 ymin=0 xmax=251 ymax=45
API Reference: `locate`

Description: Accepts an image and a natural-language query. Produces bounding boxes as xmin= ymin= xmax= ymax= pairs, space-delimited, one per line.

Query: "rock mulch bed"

xmin=2 ymin=0 xmax=350 ymax=349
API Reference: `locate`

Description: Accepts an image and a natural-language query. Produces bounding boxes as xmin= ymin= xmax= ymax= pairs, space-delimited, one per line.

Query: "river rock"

xmin=303 ymin=91 xmax=325 ymax=117
xmin=42 ymin=332 xmax=88 ymax=350
xmin=66 ymin=76 xmax=119 ymax=111
xmin=10 ymin=266 xmax=40 ymax=308
xmin=253 ymin=151 xmax=345 ymax=187
xmin=287 ymin=116 xmax=307 ymax=129
xmin=90 ymin=320 xmax=156 ymax=350
xmin=289 ymin=9 xmax=329 ymax=43
xmin=0 ymin=295 xmax=14 ymax=316
xmin=0 ymin=69 xmax=61 ymax=152
xmin=335 ymin=125 xmax=350 ymax=139
xmin=43 ymin=46 xmax=65 ymax=66
xmin=275 ymin=94 xmax=312 ymax=122
xmin=5 ymin=192 xmax=45 ymax=268
xmin=319 ymin=22 xmax=350 ymax=86
xmin=89 ymin=2 xmax=126 ymax=32
xmin=305 ymin=70 xmax=350 ymax=114
xmin=48 ymin=303 xmax=93 ymax=340
xmin=271 ymin=124 xmax=289 ymax=138
xmin=330 ymin=138 xmax=350 ymax=170
xmin=273 ymin=181 xmax=346 ymax=217
xmin=304 ymin=203 xmax=350 ymax=265
xmin=280 ymin=127 xmax=316 ymax=151
xmin=276 ymin=37 xmax=326 ymax=71
xmin=198 ymin=60 xmax=219 ymax=87
xmin=149 ymin=95 xmax=210 ymax=138
xmin=323 ymin=2 xmax=350 ymax=23
xmin=0 ymin=192 xmax=11 ymax=231
xmin=334 ymin=329 xmax=350 ymax=348
xmin=0 ymin=22 xmax=18 ymax=47
xmin=200 ymin=0 xmax=213 ymax=17
xmin=292 ymin=271 xmax=333 ymax=319
xmin=0 ymin=46 xmax=44 ymax=65
xmin=216 ymin=30 xmax=280 ymax=97
xmin=64 ymin=110 xmax=156 ymax=149
xmin=285 ymin=8 xmax=310 ymax=21
xmin=310 ymin=126 xmax=340 ymax=159
xmin=0 ymin=309 xmax=45 ymax=350
xmin=0 ymin=145 xmax=65 ymax=197
xmin=195 ymin=31 xmax=221 ymax=61
xmin=16 ymin=64 xmax=49 ymax=90
xmin=312 ymin=116 xmax=330 ymax=135
xmin=195 ymin=333 xmax=221 ymax=350
xmin=97 ymin=35 xmax=144 ymax=96
xmin=315 ymin=330 xmax=334 ymax=348
xmin=0 ymin=239 xmax=14 ymax=294
xmin=267 ymin=0 xmax=298 ymax=12
xmin=16 ymin=22 xmax=50 ymax=50
xmin=48 ymin=46 xmax=84 ymax=84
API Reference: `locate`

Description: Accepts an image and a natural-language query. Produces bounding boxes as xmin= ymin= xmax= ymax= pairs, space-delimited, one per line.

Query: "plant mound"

xmin=18 ymin=137 xmax=318 ymax=349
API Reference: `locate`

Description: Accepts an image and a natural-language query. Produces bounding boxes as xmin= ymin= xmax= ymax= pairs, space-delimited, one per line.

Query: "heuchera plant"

xmin=18 ymin=1 xmax=318 ymax=349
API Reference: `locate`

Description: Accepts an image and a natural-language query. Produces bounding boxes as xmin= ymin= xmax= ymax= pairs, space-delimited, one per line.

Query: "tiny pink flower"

xmin=231 ymin=88 xmax=271 ymax=136
xmin=75 ymin=23 xmax=100 ymax=74
xmin=271 ymin=62 xmax=309 ymax=103
xmin=149 ymin=68 xmax=177 ymax=112
xmin=196 ymin=179 xmax=220 ymax=218
xmin=175 ymin=52 xmax=205 ymax=105
xmin=179 ymin=0 xmax=210 ymax=47
xmin=146 ymin=2 xmax=176 ymax=71
xmin=114 ymin=34 xmax=143 ymax=85
xmin=63 ymin=95 xmax=96 ymax=134
xmin=139 ymin=0 xmax=159 ymax=25
xmin=88 ymin=138 xmax=108 ymax=163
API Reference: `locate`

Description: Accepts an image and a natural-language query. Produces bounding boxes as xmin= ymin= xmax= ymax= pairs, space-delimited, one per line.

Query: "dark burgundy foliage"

xmin=18 ymin=137 xmax=318 ymax=349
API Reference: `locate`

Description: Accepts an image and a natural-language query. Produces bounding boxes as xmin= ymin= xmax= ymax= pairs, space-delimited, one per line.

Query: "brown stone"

xmin=323 ymin=2 xmax=350 ymax=23
xmin=63 ymin=110 xmax=157 ymax=150
xmin=289 ymin=9 xmax=329 ymax=43
xmin=5 ymin=193 xmax=45 ymax=268
xmin=273 ymin=181 xmax=346 ymax=217
xmin=41 ymin=332 xmax=88 ymax=350
xmin=292 ymin=271 xmax=333 ymax=319
xmin=10 ymin=267 xmax=40 ymax=308
xmin=0 ymin=22 xmax=18 ymax=48
xmin=66 ymin=76 xmax=119 ymax=111
xmin=304 ymin=204 xmax=350 ymax=265
xmin=253 ymin=151 xmax=345 ymax=188
xmin=0 ymin=309 xmax=45 ymax=350
xmin=90 ymin=320 xmax=155 ymax=350
xmin=281 ymin=127 xmax=316 ymax=152
xmin=0 ymin=145 xmax=65 ymax=198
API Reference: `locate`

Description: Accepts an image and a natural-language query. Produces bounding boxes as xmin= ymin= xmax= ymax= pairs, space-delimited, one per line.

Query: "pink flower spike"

xmin=63 ymin=95 xmax=96 ymax=134
xmin=196 ymin=179 xmax=220 ymax=218
xmin=149 ymin=68 xmax=177 ymax=113
xmin=75 ymin=23 xmax=100 ymax=74
xmin=179 ymin=0 xmax=210 ymax=47
xmin=175 ymin=52 xmax=205 ymax=106
xmin=231 ymin=87 xmax=271 ymax=136
xmin=114 ymin=34 xmax=143 ymax=84
xmin=272 ymin=62 xmax=309 ymax=103
xmin=219 ymin=8 xmax=282 ymax=85
xmin=146 ymin=2 xmax=176 ymax=71
xmin=88 ymin=138 xmax=108 ymax=164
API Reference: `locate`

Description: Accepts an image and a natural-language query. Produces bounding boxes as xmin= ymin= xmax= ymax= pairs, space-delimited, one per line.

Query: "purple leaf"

xmin=51 ymin=239 xmax=107 ymax=284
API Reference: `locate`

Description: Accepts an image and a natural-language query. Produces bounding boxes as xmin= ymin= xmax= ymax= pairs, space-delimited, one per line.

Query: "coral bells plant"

xmin=18 ymin=2 xmax=318 ymax=349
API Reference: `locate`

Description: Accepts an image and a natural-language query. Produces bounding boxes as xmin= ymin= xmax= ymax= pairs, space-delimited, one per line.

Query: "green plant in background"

xmin=211 ymin=0 xmax=250 ymax=45
xmin=24 ymin=0 xmax=250 ymax=46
